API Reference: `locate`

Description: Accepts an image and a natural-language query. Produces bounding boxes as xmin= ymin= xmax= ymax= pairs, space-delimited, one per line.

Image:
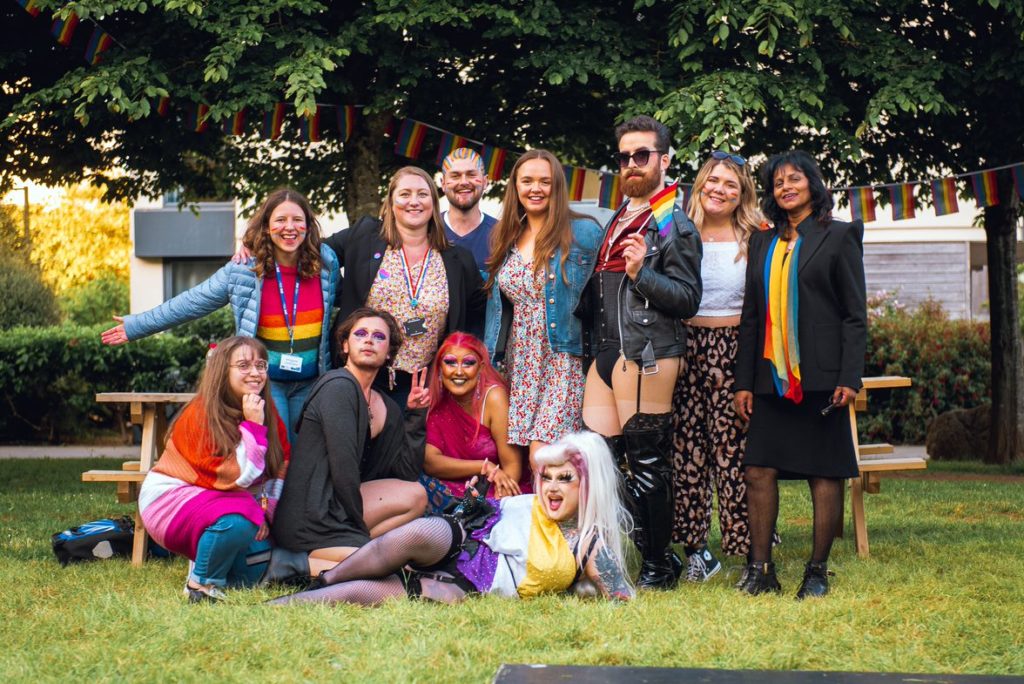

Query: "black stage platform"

xmin=494 ymin=665 xmax=1021 ymax=683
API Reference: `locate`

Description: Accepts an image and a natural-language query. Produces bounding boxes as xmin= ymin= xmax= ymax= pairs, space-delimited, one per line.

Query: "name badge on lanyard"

xmin=275 ymin=265 xmax=303 ymax=371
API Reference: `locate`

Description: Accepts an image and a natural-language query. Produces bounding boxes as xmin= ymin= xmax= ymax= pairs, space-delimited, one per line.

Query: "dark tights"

xmin=745 ymin=466 xmax=843 ymax=564
xmin=268 ymin=517 xmax=458 ymax=606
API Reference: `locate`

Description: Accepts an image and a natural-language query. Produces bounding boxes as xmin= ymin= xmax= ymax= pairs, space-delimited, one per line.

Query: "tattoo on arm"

xmin=589 ymin=544 xmax=634 ymax=601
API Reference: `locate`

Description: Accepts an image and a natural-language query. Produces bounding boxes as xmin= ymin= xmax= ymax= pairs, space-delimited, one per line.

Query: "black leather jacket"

xmin=577 ymin=202 xmax=703 ymax=362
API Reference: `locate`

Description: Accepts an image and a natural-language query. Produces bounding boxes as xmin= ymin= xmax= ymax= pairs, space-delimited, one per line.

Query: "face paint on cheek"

xmin=393 ymin=196 xmax=410 ymax=208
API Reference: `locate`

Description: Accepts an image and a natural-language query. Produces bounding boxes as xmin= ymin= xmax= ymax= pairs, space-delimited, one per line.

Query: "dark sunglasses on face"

xmin=711 ymin=150 xmax=746 ymax=166
xmin=616 ymin=148 xmax=664 ymax=169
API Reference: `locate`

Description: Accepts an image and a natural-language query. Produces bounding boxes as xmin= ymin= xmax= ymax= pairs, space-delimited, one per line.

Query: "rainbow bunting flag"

xmin=262 ymin=103 xmax=286 ymax=140
xmin=480 ymin=145 xmax=507 ymax=181
xmin=189 ymin=104 xmax=210 ymax=133
xmin=221 ymin=109 xmax=247 ymax=136
xmin=563 ymin=166 xmax=585 ymax=201
xmin=1013 ymin=165 xmax=1024 ymax=200
xmin=51 ymin=12 xmax=79 ymax=46
xmin=887 ymin=184 xmax=916 ymax=220
xmin=337 ymin=105 xmax=356 ymax=142
xmin=302 ymin=106 xmax=322 ymax=143
xmin=930 ymin=178 xmax=959 ymax=216
xmin=17 ymin=0 xmax=42 ymax=18
xmin=598 ymin=173 xmax=622 ymax=210
xmin=848 ymin=187 xmax=877 ymax=223
xmin=394 ymin=118 xmax=427 ymax=159
xmin=435 ymin=132 xmax=469 ymax=167
xmin=969 ymin=170 xmax=1000 ymax=207
xmin=650 ymin=182 xmax=679 ymax=236
xmin=155 ymin=96 xmax=170 ymax=117
xmin=84 ymin=27 xmax=113 ymax=65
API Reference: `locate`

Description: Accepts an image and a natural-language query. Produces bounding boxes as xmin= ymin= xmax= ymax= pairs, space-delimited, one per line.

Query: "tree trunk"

xmin=983 ymin=178 xmax=1023 ymax=464
xmin=344 ymin=111 xmax=390 ymax=222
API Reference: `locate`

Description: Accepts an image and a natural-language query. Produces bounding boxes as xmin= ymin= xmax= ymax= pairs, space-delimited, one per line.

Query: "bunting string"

xmin=12 ymin=0 xmax=1024 ymax=217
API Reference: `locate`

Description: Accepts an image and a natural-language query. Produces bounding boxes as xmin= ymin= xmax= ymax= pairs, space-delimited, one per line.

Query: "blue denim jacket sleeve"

xmin=545 ymin=218 xmax=601 ymax=355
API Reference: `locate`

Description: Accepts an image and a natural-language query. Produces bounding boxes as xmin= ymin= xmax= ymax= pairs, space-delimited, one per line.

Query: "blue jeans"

xmin=270 ymin=378 xmax=315 ymax=446
xmin=190 ymin=514 xmax=270 ymax=588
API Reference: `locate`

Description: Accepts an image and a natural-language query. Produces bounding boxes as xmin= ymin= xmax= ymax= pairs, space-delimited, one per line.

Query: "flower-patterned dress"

xmin=497 ymin=248 xmax=584 ymax=445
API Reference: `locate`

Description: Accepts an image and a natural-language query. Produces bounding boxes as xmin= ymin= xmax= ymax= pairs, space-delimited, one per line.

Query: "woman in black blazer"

xmin=734 ymin=150 xmax=866 ymax=599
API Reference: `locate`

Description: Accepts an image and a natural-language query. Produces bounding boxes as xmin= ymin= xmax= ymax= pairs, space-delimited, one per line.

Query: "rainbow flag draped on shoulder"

xmin=762 ymin=235 xmax=803 ymax=403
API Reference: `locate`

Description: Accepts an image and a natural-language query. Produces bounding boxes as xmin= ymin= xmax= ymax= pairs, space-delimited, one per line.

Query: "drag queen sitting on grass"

xmin=268 ymin=431 xmax=635 ymax=605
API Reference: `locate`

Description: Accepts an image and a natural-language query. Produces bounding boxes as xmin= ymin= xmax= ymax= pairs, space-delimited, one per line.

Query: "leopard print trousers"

xmin=671 ymin=325 xmax=753 ymax=557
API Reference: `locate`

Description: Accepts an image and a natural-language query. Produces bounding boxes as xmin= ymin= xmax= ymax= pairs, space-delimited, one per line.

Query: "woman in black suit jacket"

xmin=734 ymin=150 xmax=866 ymax=599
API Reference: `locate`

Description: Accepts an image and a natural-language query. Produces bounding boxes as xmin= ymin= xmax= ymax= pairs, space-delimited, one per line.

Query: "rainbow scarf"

xmin=762 ymin=235 xmax=803 ymax=403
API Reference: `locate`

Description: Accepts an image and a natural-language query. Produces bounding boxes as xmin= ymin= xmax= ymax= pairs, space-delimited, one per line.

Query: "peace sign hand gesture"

xmin=406 ymin=366 xmax=431 ymax=411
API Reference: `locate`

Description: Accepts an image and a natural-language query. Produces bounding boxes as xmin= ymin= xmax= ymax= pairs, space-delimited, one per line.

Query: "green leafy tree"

xmin=1 ymin=1 xmax=668 ymax=218
xmin=644 ymin=0 xmax=1024 ymax=463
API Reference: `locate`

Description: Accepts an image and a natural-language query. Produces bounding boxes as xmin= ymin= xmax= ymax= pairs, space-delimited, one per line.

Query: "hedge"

xmin=859 ymin=299 xmax=990 ymax=444
xmin=0 ymin=324 xmax=209 ymax=442
xmin=0 ymin=302 xmax=992 ymax=445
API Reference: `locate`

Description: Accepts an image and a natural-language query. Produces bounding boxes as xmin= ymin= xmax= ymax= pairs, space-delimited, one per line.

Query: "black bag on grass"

xmin=52 ymin=516 xmax=134 ymax=566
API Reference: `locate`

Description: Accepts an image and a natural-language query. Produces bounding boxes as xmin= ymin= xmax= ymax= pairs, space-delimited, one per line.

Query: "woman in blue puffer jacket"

xmin=101 ymin=188 xmax=339 ymax=444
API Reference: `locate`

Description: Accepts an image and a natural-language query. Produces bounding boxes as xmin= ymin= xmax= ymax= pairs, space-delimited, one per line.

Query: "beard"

xmin=621 ymin=167 xmax=662 ymax=199
xmin=444 ymin=186 xmax=483 ymax=211
xmin=347 ymin=354 xmax=386 ymax=373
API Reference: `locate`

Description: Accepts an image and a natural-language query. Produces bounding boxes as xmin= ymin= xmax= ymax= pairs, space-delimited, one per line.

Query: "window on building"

xmin=165 ymin=259 xmax=224 ymax=299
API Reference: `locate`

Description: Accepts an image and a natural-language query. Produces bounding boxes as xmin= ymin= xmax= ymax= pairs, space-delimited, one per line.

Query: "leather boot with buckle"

xmin=623 ymin=412 xmax=677 ymax=590
xmin=795 ymin=561 xmax=830 ymax=599
xmin=737 ymin=561 xmax=782 ymax=596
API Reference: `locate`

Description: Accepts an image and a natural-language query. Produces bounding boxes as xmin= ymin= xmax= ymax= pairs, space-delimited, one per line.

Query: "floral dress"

xmin=497 ymin=248 xmax=584 ymax=445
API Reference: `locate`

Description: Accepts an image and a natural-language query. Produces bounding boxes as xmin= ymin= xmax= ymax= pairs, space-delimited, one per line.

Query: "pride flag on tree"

xmin=930 ymin=178 xmax=959 ymax=216
xmin=888 ymin=184 xmax=916 ymax=220
xmin=848 ymin=187 xmax=877 ymax=222
xmin=394 ymin=118 xmax=427 ymax=159
xmin=970 ymin=170 xmax=999 ymax=207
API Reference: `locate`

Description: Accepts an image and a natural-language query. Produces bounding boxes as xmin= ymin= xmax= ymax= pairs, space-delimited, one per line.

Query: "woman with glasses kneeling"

xmin=138 ymin=336 xmax=289 ymax=602
xmin=734 ymin=150 xmax=866 ymax=599
xmin=270 ymin=308 xmax=428 ymax=579
xmin=269 ymin=431 xmax=634 ymax=605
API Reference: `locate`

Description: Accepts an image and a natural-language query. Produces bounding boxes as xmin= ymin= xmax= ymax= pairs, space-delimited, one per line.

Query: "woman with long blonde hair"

xmin=483 ymin=150 xmax=602 ymax=462
xmin=671 ymin=151 xmax=768 ymax=583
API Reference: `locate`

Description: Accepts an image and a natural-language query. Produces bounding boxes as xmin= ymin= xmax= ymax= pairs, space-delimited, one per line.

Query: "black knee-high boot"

xmin=623 ymin=411 xmax=679 ymax=589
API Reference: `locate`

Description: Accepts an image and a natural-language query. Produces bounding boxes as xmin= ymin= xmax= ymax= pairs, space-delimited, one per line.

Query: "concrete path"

xmin=0 ymin=445 xmax=139 ymax=459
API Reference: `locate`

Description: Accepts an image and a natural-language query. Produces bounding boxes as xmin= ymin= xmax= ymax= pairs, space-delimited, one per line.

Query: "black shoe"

xmin=737 ymin=561 xmax=782 ymax=596
xmin=637 ymin=553 xmax=679 ymax=590
xmin=795 ymin=561 xmax=830 ymax=599
xmin=670 ymin=549 xmax=685 ymax=581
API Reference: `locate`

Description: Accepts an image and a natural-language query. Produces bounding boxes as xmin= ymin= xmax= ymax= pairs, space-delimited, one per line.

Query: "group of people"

xmin=101 ymin=115 xmax=867 ymax=605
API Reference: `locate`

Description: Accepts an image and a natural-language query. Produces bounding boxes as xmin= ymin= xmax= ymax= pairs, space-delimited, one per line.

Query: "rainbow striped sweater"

xmin=257 ymin=265 xmax=324 ymax=382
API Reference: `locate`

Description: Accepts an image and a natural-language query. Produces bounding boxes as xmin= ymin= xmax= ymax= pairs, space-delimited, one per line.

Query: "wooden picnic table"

xmin=846 ymin=376 xmax=926 ymax=557
xmin=83 ymin=392 xmax=194 ymax=566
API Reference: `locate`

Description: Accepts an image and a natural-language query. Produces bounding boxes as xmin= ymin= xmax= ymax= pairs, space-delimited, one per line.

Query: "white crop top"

xmin=695 ymin=241 xmax=746 ymax=317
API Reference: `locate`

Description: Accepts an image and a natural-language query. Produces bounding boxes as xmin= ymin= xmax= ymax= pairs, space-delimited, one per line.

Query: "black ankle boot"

xmin=795 ymin=561 xmax=830 ymax=599
xmin=737 ymin=561 xmax=782 ymax=596
xmin=623 ymin=412 xmax=677 ymax=590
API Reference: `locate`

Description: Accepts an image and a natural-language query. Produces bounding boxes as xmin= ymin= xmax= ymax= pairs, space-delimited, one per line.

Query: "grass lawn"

xmin=1 ymin=457 xmax=1022 ymax=682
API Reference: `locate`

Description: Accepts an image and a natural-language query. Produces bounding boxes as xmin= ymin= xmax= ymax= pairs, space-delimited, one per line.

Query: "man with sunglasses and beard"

xmin=577 ymin=115 xmax=703 ymax=589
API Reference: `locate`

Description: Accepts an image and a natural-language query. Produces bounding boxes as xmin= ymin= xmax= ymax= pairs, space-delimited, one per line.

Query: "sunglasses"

xmin=711 ymin=150 xmax=746 ymax=166
xmin=616 ymin=148 xmax=665 ymax=169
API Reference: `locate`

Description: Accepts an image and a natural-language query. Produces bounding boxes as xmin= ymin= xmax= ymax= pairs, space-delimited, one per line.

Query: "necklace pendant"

xmin=410 ymin=298 xmax=418 ymax=309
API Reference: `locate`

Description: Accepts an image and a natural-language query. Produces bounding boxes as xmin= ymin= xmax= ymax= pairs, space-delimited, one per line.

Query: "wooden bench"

xmin=847 ymin=376 xmax=928 ymax=557
xmin=83 ymin=393 xmax=194 ymax=566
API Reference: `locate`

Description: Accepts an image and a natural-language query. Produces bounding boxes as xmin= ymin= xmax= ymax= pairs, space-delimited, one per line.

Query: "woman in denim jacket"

xmin=484 ymin=150 xmax=601 ymax=464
